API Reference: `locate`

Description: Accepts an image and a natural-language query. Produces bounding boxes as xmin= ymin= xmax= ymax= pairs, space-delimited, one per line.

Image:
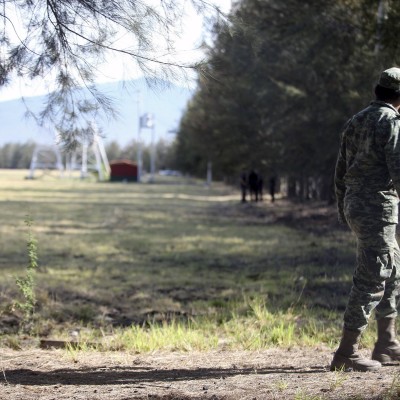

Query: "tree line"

xmin=174 ymin=0 xmax=400 ymax=200
xmin=0 ymin=140 xmax=177 ymax=173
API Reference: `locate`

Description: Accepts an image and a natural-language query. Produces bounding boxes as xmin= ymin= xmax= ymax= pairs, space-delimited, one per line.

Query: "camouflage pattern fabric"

xmin=378 ymin=68 xmax=400 ymax=91
xmin=335 ymin=100 xmax=400 ymax=332
xmin=343 ymin=220 xmax=400 ymax=331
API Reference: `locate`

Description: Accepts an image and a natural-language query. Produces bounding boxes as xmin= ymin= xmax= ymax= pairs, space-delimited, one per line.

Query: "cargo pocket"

xmin=356 ymin=248 xmax=393 ymax=290
xmin=382 ymin=202 xmax=399 ymax=223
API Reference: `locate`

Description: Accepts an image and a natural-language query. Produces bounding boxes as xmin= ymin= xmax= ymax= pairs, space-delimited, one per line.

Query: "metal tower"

xmin=28 ymin=144 xmax=64 ymax=179
xmin=65 ymin=129 xmax=110 ymax=180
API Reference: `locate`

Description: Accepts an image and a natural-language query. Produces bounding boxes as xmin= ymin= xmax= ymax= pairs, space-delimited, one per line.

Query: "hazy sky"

xmin=0 ymin=0 xmax=231 ymax=102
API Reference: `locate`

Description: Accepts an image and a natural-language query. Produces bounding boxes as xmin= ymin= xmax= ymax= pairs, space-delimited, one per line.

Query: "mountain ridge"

xmin=0 ymin=78 xmax=193 ymax=146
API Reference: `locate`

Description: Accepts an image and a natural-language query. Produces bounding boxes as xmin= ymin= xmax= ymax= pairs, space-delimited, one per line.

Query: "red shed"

xmin=109 ymin=160 xmax=138 ymax=182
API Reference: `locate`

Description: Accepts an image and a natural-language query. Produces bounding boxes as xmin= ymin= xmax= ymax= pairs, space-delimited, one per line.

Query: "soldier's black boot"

xmin=330 ymin=329 xmax=381 ymax=372
xmin=372 ymin=318 xmax=400 ymax=364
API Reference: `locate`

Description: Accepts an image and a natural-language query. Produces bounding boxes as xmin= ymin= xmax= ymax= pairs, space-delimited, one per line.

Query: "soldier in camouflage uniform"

xmin=332 ymin=67 xmax=400 ymax=372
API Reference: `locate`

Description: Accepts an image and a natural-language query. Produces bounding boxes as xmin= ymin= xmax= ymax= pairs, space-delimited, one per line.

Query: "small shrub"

xmin=14 ymin=216 xmax=39 ymax=325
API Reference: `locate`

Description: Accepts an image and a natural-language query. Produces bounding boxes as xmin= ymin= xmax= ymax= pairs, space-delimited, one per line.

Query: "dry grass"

xmin=0 ymin=169 xmax=360 ymax=351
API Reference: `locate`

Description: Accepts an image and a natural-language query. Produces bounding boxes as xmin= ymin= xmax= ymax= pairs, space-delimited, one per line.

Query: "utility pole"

xmin=136 ymin=90 xmax=143 ymax=183
xmin=206 ymin=161 xmax=212 ymax=187
xmin=150 ymin=123 xmax=156 ymax=183
xmin=138 ymin=112 xmax=155 ymax=182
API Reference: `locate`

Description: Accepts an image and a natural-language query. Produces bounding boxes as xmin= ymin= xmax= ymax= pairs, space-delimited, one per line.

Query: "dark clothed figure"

xmin=248 ymin=170 xmax=259 ymax=202
xmin=269 ymin=177 xmax=276 ymax=202
xmin=257 ymin=175 xmax=264 ymax=201
xmin=240 ymin=171 xmax=248 ymax=203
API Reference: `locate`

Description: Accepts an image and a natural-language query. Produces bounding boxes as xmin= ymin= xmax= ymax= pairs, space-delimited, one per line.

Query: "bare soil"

xmin=1 ymin=346 xmax=399 ymax=400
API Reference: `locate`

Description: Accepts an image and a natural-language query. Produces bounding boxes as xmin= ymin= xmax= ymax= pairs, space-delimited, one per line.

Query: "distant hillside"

xmin=0 ymin=78 xmax=194 ymax=146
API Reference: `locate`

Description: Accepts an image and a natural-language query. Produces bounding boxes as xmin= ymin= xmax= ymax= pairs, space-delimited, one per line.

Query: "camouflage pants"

xmin=343 ymin=219 xmax=400 ymax=332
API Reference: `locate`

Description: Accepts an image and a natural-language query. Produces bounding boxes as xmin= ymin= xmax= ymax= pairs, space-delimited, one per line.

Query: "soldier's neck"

xmin=389 ymin=99 xmax=400 ymax=110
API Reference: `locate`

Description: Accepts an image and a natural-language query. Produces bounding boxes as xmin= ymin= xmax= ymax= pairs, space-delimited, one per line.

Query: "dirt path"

xmin=1 ymin=347 xmax=398 ymax=399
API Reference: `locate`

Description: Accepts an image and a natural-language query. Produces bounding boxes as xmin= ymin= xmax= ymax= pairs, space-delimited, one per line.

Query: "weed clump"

xmin=14 ymin=216 xmax=39 ymax=329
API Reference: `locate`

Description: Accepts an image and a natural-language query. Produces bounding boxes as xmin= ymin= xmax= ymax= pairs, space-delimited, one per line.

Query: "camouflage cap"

xmin=378 ymin=67 xmax=400 ymax=91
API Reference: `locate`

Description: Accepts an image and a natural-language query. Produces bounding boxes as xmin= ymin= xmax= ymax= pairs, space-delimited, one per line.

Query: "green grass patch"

xmin=0 ymin=169 xmax=361 ymax=351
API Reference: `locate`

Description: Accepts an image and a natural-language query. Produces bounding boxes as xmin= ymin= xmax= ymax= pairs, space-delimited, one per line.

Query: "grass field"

xmin=0 ymin=169 xmax=365 ymax=352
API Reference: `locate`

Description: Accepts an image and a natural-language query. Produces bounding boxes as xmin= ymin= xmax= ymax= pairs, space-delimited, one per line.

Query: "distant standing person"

xmin=257 ymin=174 xmax=264 ymax=201
xmin=248 ymin=170 xmax=259 ymax=202
xmin=240 ymin=170 xmax=248 ymax=203
xmin=331 ymin=67 xmax=400 ymax=372
xmin=269 ymin=176 xmax=276 ymax=202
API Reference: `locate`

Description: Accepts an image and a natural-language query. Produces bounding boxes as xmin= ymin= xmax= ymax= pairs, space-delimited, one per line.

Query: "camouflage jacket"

xmin=334 ymin=100 xmax=400 ymax=224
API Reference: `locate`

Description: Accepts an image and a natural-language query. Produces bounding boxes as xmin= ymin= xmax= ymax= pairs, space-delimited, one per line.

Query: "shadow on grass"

xmin=0 ymin=192 xmax=358 ymax=332
xmin=2 ymin=364 xmax=327 ymax=386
